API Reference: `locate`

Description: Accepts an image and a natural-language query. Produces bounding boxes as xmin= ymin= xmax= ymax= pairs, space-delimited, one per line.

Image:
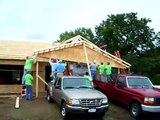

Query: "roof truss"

xmin=34 ymin=35 xmax=131 ymax=69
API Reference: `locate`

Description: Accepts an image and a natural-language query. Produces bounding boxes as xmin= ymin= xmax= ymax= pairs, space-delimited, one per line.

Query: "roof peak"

xmin=62 ymin=35 xmax=92 ymax=44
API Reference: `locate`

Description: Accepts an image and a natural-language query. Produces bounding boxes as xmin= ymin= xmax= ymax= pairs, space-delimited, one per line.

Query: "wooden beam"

xmin=36 ymin=62 xmax=39 ymax=97
xmin=37 ymin=75 xmax=49 ymax=86
xmin=83 ymin=43 xmax=91 ymax=78
xmin=85 ymin=42 xmax=131 ymax=67
xmin=34 ymin=38 xmax=131 ymax=69
xmin=15 ymin=97 xmax=20 ymax=109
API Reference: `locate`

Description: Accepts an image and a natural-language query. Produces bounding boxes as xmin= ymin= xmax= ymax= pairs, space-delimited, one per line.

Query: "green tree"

xmin=57 ymin=27 xmax=95 ymax=42
xmin=95 ymin=12 xmax=160 ymax=79
xmin=155 ymin=32 xmax=160 ymax=46
xmin=95 ymin=12 xmax=157 ymax=56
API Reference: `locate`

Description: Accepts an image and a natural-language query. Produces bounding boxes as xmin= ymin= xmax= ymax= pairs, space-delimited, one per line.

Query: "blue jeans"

xmin=22 ymin=69 xmax=30 ymax=84
xmin=26 ymin=85 xmax=32 ymax=100
xmin=91 ymin=70 xmax=97 ymax=80
xmin=107 ymin=74 xmax=112 ymax=82
xmin=100 ymin=73 xmax=105 ymax=81
xmin=51 ymin=71 xmax=56 ymax=81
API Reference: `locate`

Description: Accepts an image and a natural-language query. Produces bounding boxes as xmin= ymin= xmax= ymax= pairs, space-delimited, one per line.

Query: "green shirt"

xmin=98 ymin=65 xmax=105 ymax=74
xmin=84 ymin=75 xmax=92 ymax=81
xmin=84 ymin=75 xmax=92 ymax=86
xmin=25 ymin=73 xmax=33 ymax=86
xmin=24 ymin=59 xmax=34 ymax=70
xmin=105 ymin=65 xmax=112 ymax=75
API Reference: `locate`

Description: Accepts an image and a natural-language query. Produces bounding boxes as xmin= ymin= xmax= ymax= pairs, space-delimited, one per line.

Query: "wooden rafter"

xmin=33 ymin=35 xmax=131 ymax=69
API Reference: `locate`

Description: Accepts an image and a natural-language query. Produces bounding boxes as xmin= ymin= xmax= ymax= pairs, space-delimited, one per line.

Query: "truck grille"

xmin=155 ymin=98 xmax=160 ymax=105
xmin=80 ymin=99 xmax=102 ymax=107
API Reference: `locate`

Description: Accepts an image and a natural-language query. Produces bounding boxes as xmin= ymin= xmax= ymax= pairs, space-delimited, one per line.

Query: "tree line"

xmin=56 ymin=12 xmax=160 ymax=85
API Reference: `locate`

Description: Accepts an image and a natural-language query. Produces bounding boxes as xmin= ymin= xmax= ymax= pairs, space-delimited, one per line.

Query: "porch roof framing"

xmin=33 ymin=35 xmax=131 ymax=97
xmin=34 ymin=35 xmax=131 ymax=69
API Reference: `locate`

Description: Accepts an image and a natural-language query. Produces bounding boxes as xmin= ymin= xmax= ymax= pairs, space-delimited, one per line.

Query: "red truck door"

xmin=112 ymin=76 xmax=131 ymax=105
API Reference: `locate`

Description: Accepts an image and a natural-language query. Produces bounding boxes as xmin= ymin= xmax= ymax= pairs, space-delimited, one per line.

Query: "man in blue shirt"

xmin=56 ymin=59 xmax=66 ymax=78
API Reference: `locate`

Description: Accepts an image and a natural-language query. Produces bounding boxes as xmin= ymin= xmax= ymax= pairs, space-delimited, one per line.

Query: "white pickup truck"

xmin=47 ymin=76 xmax=109 ymax=120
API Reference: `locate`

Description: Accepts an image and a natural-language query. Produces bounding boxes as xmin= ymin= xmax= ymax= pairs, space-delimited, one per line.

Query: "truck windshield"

xmin=63 ymin=78 xmax=92 ymax=89
xmin=127 ymin=77 xmax=153 ymax=88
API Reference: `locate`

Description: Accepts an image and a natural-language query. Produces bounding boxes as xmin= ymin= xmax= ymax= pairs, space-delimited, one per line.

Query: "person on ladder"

xmin=55 ymin=59 xmax=66 ymax=79
xmin=49 ymin=58 xmax=58 ymax=82
xmin=21 ymin=56 xmax=35 ymax=98
xmin=22 ymin=56 xmax=35 ymax=85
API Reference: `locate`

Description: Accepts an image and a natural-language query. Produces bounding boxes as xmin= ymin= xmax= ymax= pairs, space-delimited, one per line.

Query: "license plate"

xmin=88 ymin=108 xmax=96 ymax=113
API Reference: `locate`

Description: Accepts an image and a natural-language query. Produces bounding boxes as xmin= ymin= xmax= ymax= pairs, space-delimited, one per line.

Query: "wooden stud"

xmin=36 ymin=62 xmax=39 ymax=97
xmin=83 ymin=43 xmax=91 ymax=78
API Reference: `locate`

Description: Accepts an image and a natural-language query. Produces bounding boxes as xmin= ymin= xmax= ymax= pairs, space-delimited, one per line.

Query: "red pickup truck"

xmin=93 ymin=74 xmax=160 ymax=118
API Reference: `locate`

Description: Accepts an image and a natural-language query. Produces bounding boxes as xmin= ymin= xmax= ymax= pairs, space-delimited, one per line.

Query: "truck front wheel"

xmin=60 ymin=102 xmax=69 ymax=120
xmin=47 ymin=91 xmax=54 ymax=103
xmin=129 ymin=102 xmax=142 ymax=119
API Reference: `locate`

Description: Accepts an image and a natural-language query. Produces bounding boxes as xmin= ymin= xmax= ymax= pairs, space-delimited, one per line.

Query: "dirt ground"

xmin=0 ymin=94 xmax=159 ymax=120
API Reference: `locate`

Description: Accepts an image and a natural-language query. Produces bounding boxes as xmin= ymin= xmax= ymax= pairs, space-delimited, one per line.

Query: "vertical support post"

xmin=118 ymin=68 xmax=120 ymax=74
xmin=83 ymin=43 xmax=91 ymax=77
xmin=128 ymin=67 xmax=130 ymax=74
xmin=36 ymin=62 xmax=39 ymax=97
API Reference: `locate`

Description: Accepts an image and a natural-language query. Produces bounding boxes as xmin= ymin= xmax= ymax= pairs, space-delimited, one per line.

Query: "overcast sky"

xmin=0 ymin=0 xmax=159 ymax=41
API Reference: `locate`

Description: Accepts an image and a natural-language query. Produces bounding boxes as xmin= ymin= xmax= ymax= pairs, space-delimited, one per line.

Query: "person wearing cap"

xmin=98 ymin=62 xmax=105 ymax=81
xmin=49 ymin=58 xmax=58 ymax=81
xmin=90 ymin=60 xmax=98 ymax=80
xmin=105 ymin=62 xmax=112 ymax=82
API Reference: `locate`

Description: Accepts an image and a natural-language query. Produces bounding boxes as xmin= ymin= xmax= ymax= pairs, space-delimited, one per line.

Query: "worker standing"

xmin=98 ymin=62 xmax=105 ymax=81
xmin=90 ymin=60 xmax=98 ymax=80
xmin=105 ymin=62 xmax=112 ymax=82
xmin=25 ymin=71 xmax=33 ymax=100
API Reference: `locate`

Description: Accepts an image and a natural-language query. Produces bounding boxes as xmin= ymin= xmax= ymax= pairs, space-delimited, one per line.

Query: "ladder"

xmin=21 ymin=85 xmax=26 ymax=98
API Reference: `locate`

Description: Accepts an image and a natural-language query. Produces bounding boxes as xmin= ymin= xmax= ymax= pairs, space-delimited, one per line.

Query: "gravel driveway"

xmin=0 ymin=95 xmax=159 ymax=120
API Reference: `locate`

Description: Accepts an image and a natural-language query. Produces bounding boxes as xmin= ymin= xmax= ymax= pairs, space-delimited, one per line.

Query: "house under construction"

xmin=0 ymin=35 xmax=131 ymax=95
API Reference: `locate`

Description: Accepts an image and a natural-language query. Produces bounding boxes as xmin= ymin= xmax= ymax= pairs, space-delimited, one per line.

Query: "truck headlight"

xmin=102 ymin=98 xmax=108 ymax=104
xmin=144 ymin=97 xmax=154 ymax=105
xmin=68 ymin=99 xmax=80 ymax=105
